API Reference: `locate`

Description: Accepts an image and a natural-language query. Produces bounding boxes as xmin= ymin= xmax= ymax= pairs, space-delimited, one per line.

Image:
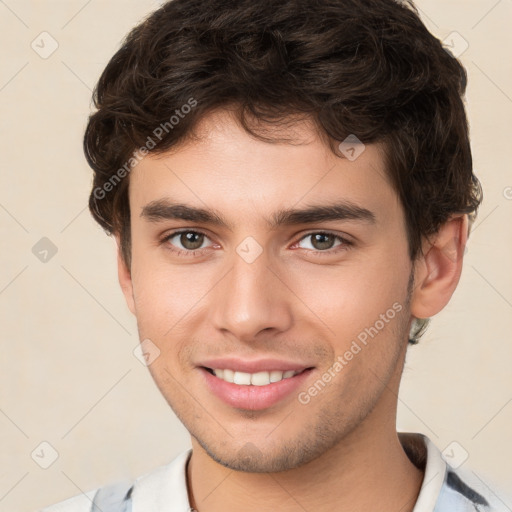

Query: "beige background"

xmin=0 ymin=1 xmax=511 ymax=511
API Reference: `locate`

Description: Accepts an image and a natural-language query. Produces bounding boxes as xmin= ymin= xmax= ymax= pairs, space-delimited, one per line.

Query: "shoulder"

xmin=37 ymin=478 xmax=135 ymax=512
xmin=36 ymin=449 xmax=192 ymax=512
xmin=399 ymin=433 xmax=509 ymax=512
xmin=436 ymin=466 xmax=510 ymax=512
xmin=37 ymin=488 xmax=98 ymax=512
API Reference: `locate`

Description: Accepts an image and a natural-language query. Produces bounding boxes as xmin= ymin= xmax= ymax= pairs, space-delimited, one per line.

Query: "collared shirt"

xmin=39 ymin=433 xmax=508 ymax=511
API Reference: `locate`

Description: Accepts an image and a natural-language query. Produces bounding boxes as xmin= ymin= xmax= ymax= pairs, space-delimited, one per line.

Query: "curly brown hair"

xmin=83 ymin=0 xmax=482 ymax=344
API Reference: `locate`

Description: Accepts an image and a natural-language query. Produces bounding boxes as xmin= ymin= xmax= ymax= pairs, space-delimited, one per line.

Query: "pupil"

xmin=182 ymin=232 xmax=203 ymax=250
xmin=313 ymin=233 xmax=334 ymax=250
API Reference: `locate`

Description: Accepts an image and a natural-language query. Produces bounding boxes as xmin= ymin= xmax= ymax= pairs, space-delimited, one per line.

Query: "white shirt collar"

xmin=131 ymin=448 xmax=193 ymax=512
xmin=405 ymin=434 xmax=447 ymax=512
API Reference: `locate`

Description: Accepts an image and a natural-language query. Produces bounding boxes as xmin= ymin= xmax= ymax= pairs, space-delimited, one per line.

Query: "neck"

xmin=186 ymin=424 xmax=424 ymax=512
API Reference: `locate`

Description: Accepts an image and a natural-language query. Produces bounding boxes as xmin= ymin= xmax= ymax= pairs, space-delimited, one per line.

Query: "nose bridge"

xmin=209 ymin=246 xmax=292 ymax=339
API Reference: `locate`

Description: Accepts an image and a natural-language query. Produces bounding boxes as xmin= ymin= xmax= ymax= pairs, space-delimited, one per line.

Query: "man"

xmin=40 ymin=0 xmax=506 ymax=510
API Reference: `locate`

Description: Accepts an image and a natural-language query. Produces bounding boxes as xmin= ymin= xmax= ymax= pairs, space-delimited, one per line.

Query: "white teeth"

xmin=233 ymin=371 xmax=251 ymax=385
xmin=222 ymin=369 xmax=234 ymax=383
xmin=251 ymin=371 xmax=272 ymax=386
xmin=211 ymin=368 xmax=301 ymax=385
xmin=270 ymin=370 xmax=284 ymax=383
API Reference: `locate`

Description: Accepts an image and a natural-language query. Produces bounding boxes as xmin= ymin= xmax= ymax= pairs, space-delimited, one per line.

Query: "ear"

xmin=410 ymin=214 xmax=469 ymax=319
xmin=115 ymin=235 xmax=136 ymax=315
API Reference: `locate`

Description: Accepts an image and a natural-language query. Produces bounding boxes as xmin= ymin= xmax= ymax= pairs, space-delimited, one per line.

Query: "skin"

xmin=116 ymin=108 xmax=468 ymax=512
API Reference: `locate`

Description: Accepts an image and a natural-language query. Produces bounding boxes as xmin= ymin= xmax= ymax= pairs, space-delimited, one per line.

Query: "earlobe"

xmin=410 ymin=214 xmax=469 ymax=319
xmin=115 ymin=236 xmax=136 ymax=315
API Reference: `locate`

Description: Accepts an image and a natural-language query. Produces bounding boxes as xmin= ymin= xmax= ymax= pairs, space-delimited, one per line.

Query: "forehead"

xmin=128 ymin=109 xmax=399 ymax=225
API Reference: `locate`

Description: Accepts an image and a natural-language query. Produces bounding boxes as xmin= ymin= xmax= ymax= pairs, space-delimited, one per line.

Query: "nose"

xmin=209 ymin=248 xmax=294 ymax=342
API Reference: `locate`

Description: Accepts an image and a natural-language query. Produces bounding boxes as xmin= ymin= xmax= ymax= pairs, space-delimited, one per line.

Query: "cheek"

xmin=288 ymin=252 xmax=409 ymax=334
xmin=129 ymin=248 xmax=214 ymax=340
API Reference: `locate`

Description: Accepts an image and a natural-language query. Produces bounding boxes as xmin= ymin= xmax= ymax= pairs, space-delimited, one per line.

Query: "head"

xmin=84 ymin=0 xmax=481 ymax=471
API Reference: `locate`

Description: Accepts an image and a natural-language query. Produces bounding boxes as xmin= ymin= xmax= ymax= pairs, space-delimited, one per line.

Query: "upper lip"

xmin=198 ymin=357 xmax=313 ymax=373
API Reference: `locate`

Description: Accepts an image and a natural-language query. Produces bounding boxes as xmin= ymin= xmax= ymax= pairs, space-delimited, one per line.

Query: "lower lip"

xmin=199 ymin=367 xmax=314 ymax=411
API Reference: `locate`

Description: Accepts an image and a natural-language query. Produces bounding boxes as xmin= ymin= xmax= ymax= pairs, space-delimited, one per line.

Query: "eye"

xmin=162 ymin=230 xmax=215 ymax=255
xmin=160 ymin=229 xmax=353 ymax=258
xmin=295 ymin=231 xmax=353 ymax=254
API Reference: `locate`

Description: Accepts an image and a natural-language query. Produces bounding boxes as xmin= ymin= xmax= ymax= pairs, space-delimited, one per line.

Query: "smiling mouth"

xmin=202 ymin=366 xmax=312 ymax=386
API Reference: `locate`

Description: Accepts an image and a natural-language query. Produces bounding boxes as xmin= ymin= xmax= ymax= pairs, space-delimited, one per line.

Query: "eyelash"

xmin=160 ymin=229 xmax=354 ymax=258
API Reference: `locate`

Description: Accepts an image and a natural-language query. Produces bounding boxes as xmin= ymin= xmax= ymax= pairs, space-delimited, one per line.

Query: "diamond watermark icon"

xmin=32 ymin=237 xmax=58 ymax=263
xmin=442 ymin=441 xmax=469 ymax=469
xmin=31 ymin=441 xmax=59 ymax=469
xmin=31 ymin=31 xmax=59 ymax=59
xmin=338 ymin=134 xmax=366 ymax=161
xmin=236 ymin=236 xmax=263 ymax=263
xmin=133 ymin=338 xmax=161 ymax=366
xmin=442 ymin=31 xmax=469 ymax=58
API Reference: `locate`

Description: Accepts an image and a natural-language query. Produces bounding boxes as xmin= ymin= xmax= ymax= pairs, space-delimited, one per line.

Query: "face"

xmin=120 ymin=109 xmax=416 ymax=472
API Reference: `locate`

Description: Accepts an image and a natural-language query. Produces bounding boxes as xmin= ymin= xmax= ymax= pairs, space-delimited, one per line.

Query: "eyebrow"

xmin=140 ymin=198 xmax=376 ymax=230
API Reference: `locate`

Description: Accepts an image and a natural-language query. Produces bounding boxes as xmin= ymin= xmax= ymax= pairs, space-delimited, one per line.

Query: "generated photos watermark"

xmin=93 ymin=97 xmax=197 ymax=201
